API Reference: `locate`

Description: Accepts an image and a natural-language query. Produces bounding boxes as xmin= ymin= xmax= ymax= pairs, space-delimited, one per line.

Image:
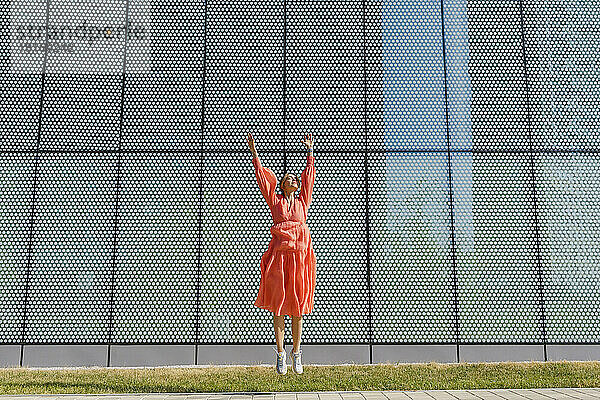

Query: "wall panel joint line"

xmin=518 ymin=0 xmax=548 ymax=360
xmin=21 ymin=0 xmax=53 ymax=367
xmin=108 ymin=0 xmax=133 ymax=365
xmin=362 ymin=0 xmax=373 ymax=363
xmin=195 ymin=0 xmax=209 ymax=364
xmin=440 ymin=0 xmax=461 ymax=361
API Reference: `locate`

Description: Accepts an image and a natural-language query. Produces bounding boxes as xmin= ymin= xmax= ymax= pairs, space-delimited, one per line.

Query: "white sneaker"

xmin=273 ymin=346 xmax=287 ymax=375
xmin=290 ymin=349 xmax=303 ymax=374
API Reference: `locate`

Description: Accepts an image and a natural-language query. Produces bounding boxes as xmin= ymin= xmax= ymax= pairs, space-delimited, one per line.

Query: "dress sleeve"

xmin=299 ymin=154 xmax=315 ymax=207
xmin=252 ymin=156 xmax=278 ymax=208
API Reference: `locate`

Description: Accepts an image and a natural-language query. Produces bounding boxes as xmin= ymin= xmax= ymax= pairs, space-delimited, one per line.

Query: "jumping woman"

xmin=247 ymin=132 xmax=316 ymax=375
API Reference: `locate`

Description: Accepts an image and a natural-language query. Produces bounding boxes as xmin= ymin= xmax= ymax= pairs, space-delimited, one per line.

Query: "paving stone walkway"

xmin=1 ymin=389 xmax=600 ymax=400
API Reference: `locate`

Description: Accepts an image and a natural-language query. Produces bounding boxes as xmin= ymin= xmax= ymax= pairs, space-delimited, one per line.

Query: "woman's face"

xmin=281 ymin=174 xmax=299 ymax=193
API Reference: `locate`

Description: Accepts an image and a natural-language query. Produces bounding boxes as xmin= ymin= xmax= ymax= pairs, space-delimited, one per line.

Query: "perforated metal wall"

xmin=1 ymin=0 xmax=599 ymax=347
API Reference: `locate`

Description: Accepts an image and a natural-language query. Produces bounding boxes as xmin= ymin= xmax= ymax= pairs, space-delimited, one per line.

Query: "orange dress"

xmin=252 ymin=154 xmax=316 ymax=317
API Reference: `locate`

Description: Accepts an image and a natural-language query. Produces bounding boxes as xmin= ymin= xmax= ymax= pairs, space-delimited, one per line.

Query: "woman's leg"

xmin=291 ymin=314 xmax=303 ymax=353
xmin=273 ymin=313 xmax=285 ymax=352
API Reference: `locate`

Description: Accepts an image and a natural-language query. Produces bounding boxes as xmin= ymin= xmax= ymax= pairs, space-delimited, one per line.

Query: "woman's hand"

xmin=302 ymin=133 xmax=314 ymax=149
xmin=247 ymin=132 xmax=257 ymax=154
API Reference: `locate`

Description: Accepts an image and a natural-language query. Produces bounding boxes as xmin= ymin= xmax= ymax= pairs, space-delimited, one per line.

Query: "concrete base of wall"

xmin=548 ymin=345 xmax=600 ymax=361
xmin=0 ymin=344 xmax=598 ymax=368
xmin=458 ymin=345 xmax=545 ymax=362
xmin=0 ymin=345 xmax=20 ymax=367
xmin=374 ymin=345 xmax=457 ymax=363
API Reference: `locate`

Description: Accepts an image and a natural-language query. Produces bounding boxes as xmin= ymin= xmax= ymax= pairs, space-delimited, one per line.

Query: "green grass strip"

xmin=1 ymin=361 xmax=599 ymax=394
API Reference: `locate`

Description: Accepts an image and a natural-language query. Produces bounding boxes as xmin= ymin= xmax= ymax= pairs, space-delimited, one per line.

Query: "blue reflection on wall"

xmin=382 ymin=0 xmax=472 ymax=150
xmin=383 ymin=0 xmax=446 ymax=152
xmin=382 ymin=0 xmax=473 ymax=251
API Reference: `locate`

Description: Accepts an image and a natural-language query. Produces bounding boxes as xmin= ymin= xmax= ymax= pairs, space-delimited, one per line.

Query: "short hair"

xmin=279 ymin=173 xmax=302 ymax=194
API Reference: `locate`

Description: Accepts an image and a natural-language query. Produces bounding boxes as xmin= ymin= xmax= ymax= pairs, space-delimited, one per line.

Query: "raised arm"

xmin=252 ymin=155 xmax=278 ymax=208
xmin=248 ymin=133 xmax=277 ymax=207
xmin=299 ymin=134 xmax=315 ymax=207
